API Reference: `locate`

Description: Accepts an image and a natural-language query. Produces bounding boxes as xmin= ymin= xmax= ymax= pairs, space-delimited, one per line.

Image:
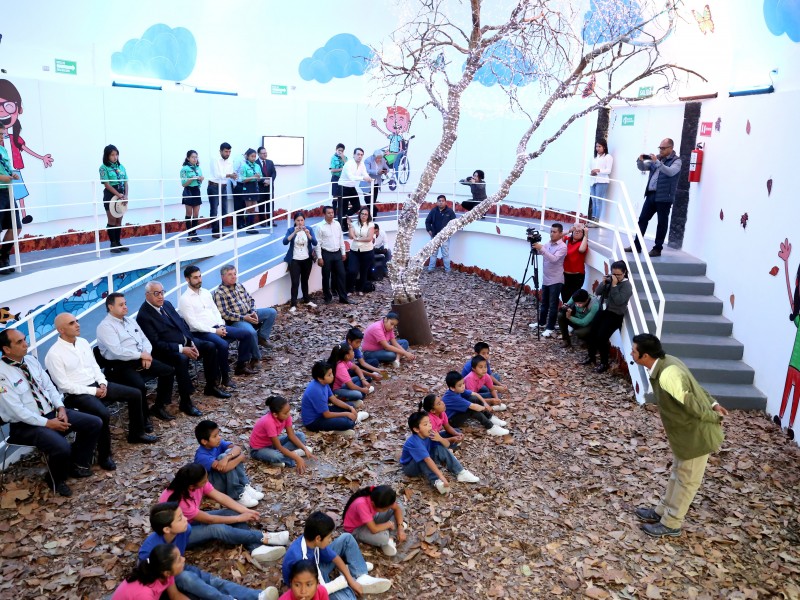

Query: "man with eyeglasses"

xmin=625 ymin=138 xmax=682 ymax=258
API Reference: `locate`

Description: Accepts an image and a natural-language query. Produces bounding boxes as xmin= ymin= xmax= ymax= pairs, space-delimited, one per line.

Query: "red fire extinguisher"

xmin=689 ymin=143 xmax=704 ymax=183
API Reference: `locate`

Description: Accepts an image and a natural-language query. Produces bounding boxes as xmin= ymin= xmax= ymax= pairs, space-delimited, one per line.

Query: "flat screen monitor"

xmin=261 ymin=136 xmax=304 ymax=166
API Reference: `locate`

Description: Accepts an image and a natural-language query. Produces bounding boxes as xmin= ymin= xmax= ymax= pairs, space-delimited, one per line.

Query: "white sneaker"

xmin=542 ymin=329 xmax=555 ymax=338
xmin=381 ymin=538 xmax=397 ymax=556
xmin=307 ymin=302 xmax=318 ymax=309
xmin=288 ymin=306 xmax=297 ymax=313
xmin=434 ymin=479 xmax=450 ymax=495
xmin=265 ymin=531 xmax=290 ymax=546
xmin=457 ymin=469 xmax=480 ymax=483
xmin=367 ymin=385 xmax=375 ymax=394
xmin=352 ymin=400 xmax=364 ymax=408
xmin=355 ymin=574 xmax=393 ymax=594
xmin=392 ymin=359 xmax=400 ymax=368
xmin=244 ymin=484 xmax=265 ymax=501
xmin=336 ymin=429 xmax=356 ymax=438
xmin=489 ymin=415 xmax=507 ymax=427
xmin=528 ymin=323 xmax=540 ymax=330
xmin=492 ymin=403 xmax=508 ymax=412
xmin=486 ymin=424 xmax=510 ymax=437
xmin=294 ymin=448 xmax=305 ymax=457
xmin=251 ymin=545 xmax=286 ymax=562
xmin=325 ymin=575 xmax=349 ymax=595
xmin=356 ymin=411 xmax=370 ymax=423
xmin=238 ymin=492 xmax=258 ymax=508
xmin=365 ymin=561 xmax=374 ymax=572
xmin=258 ymin=587 xmax=279 ymax=600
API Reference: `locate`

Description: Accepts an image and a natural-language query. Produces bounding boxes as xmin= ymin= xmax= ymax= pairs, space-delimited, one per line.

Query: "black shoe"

xmin=54 ymin=480 xmax=72 ymax=497
xmin=212 ymin=233 xmax=222 ymax=239
xmin=119 ymin=245 xmax=130 ymax=252
xmin=220 ymin=378 xmax=238 ymax=390
xmin=641 ymin=522 xmax=681 ymax=538
xmin=128 ymin=433 xmax=158 ymax=444
xmin=323 ymin=297 xmax=333 ymax=304
xmin=180 ymin=403 xmax=203 ymax=417
xmin=773 ymin=414 xmax=782 ymax=427
xmin=144 ymin=421 xmax=154 ymax=433
xmin=648 ymin=248 xmax=662 ymax=257
xmin=594 ymin=363 xmax=609 ymax=373
xmin=339 ymin=298 xmax=355 ymax=304
xmin=234 ymin=363 xmax=257 ymax=376
xmin=579 ymin=357 xmax=596 ymax=366
xmin=245 ymin=229 xmax=260 ymax=235
xmin=634 ymin=507 xmax=661 ymax=523
xmin=790 ymin=427 xmax=796 ymax=441
xmin=98 ymin=457 xmax=117 ymax=471
xmin=70 ymin=465 xmax=93 ymax=479
xmin=150 ymin=405 xmax=176 ymax=421
xmin=204 ymin=386 xmax=232 ymax=399
xmin=110 ymin=247 xmax=123 ymax=254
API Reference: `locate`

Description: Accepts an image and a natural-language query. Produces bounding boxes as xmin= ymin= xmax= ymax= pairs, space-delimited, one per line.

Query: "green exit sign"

xmin=271 ymin=85 xmax=288 ymax=95
xmin=621 ymin=114 xmax=635 ymax=126
xmin=55 ymin=59 xmax=77 ymax=75
xmin=638 ymin=85 xmax=653 ymax=97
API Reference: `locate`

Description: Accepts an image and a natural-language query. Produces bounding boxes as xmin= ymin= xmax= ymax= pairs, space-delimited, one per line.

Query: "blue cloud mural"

xmin=471 ymin=41 xmax=537 ymax=87
xmin=764 ymin=0 xmax=800 ymax=41
xmin=111 ymin=24 xmax=197 ymax=81
xmin=583 ymin=0 xmax=643 ymax=44
xmin=298 ymin=34 xmax=374 ymax=84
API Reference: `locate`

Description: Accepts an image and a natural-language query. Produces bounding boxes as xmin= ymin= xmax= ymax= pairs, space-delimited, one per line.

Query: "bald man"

xmin=45 ymin=313 xmax=156 ymax=469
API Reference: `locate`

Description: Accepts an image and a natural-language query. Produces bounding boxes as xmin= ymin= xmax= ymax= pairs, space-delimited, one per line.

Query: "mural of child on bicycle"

xmin=370 ymin=105 xmax=415 ymax=190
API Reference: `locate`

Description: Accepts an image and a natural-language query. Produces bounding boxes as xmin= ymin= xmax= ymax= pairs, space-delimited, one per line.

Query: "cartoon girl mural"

xmin=0 ymin=79 xmax=55 ymax=223
xmin=774 ymin=238 xmax=800 ymax=440
xmin=370 ymin=105 xmax=413 ymax=187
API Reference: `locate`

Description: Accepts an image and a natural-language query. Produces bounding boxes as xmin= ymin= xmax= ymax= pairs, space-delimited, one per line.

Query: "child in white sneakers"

xmin=250 ymin=396 xmax=315 ymax=474
xmin=463 ymin=355 xmax=507 ymax=410
xmin=442 ymin=371 xmax=509 ymax=437
xmin=327 ymin=343 xmax=374 ymax=405
xmin=342 ymin=485 xmax=406 ymax=557
xmin=400 ymin=411 xmax=480 ymax=494
xmin=461 ymin=342 xmax=509 ymax=394
xmin=301 ymin=361 xmax=369 ymax=438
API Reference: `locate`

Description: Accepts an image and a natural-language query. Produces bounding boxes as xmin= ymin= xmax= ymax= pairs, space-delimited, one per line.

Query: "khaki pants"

xmin=656 ymin=453 xmax=709 ymax=529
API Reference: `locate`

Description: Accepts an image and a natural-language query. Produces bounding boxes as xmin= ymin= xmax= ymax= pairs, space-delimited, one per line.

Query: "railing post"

xmin=9 ymin=177 xmax=21 ymax=273
xmin=160 ymin=179 xmax=166 ymax=242
xmin=92 ymin=180 xmax=101 ymax=257
xmin=107 ymin=273 xmax=114 ymax=294
xmin=540 ymin=171 xmax=548 ymax=229
xmin=232 ymin=201 xmax=239 ymax=271
xmin=577 ymin=172 xmax=585 ymax=223
xmin=175 ymin=238 xmax=182 ymax=301
xmin=28 ymin=321 xmax=38 ymax=360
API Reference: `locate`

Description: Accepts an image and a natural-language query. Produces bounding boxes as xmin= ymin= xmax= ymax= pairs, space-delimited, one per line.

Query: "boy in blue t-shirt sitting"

xmin=194 ymin=419 xmax=265 ymax=508
xmin=442 ymin=371 xmax=509 ymax=437
xmin=282 ymin=511 xmax=392 ymax=599
xmin=140 ymin=502 xmax=279 ymax=600
xmin=301 ymin=361 xmax=369 ymax=438
xmin=346 ymin=327 xmax=383 ymax=381
xmin=400 ymin=411 xmax=480 ymax=495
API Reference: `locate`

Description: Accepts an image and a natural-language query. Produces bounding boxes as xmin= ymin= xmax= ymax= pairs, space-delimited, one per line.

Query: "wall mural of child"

xmin=774 ymin=238 xmax=800 ymax=440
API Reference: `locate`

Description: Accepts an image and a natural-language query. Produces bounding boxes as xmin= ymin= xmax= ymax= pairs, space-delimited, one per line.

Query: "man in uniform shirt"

xmin=316 ymin=206 xmax=353 ymax=305
xmin=0 ymin=329 xmax=102 ymax=496
xmin=208 ymin=142 xmax=239 ymax=238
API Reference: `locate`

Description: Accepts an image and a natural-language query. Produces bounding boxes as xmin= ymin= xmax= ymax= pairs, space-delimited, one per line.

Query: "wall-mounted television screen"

xmin=261 ymin=136 xmax=304 ymax=166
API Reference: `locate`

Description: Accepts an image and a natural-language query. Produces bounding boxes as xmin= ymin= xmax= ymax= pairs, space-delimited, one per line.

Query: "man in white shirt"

xmin=96 ymin=292 xmax=177 ymax=422
xmin=315 ymin=206 xmax=353 ymax=304
xmin=337 ymin=147 xmax=371 ymax=227
xmin=46 ymin=313 xmax=156 ymax=466
xmin=208 ymin=142 xmax=239 ymax=238
xmin=0 ymin=329 xmax=102 ymax=497
xmin=177 ymin=265 xmax=257 ymax=378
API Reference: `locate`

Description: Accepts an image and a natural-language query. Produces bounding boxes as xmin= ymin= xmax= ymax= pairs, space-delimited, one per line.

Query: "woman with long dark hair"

xmin=180 ymin=150 xmax=204 ymax=242
xmin=588 ymin=138 xmax=613 ymax=226
xmin=100 ymin=144 xmax=129 ymax=253
xmin=282 ymin=211 xmax=318 ymax=312
xmin=347 ymin=208 xmax=375 ymax=295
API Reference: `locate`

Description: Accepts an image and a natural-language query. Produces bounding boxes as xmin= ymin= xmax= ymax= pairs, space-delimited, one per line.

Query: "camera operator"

xmin=528 ymin=223 xmax=567 ymax=337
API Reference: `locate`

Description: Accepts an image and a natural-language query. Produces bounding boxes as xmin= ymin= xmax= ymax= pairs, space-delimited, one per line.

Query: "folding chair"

xmin=0 ymin=417 xmax=57 ymax=493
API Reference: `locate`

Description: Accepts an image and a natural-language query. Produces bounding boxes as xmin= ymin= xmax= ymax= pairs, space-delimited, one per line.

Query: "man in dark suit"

xmin=257 ymin=146 xmax=277 ymax=227
xmin=137 ymin=281 xmax=231 ymax=417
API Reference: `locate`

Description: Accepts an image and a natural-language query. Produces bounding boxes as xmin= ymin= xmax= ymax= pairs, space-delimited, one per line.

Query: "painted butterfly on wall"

xmin=692 ymin=4 xmax=714 ymax=35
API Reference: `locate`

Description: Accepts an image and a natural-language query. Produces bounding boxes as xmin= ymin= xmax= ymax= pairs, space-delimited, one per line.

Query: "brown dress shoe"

xmin=234 ymin=363 xmax=257 ymax=376
xmin=248 ymin=359 xmax=261 ymax=372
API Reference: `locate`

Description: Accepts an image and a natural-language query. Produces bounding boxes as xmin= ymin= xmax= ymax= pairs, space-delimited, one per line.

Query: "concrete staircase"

xmin=631 ymin=249 xmax=767 ymax=411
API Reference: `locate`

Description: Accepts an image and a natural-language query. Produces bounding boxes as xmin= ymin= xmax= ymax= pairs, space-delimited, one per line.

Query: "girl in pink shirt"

xmin=327 ymin=343 xmax=373 ymax=404
xmin=421 ymin=394 xmax=464 ymax=447
xmin=250 ymin=395 xmax=315 ymax=473
xmin=112 ymin=543 xmax=186 ymax=600
xmin=279 ymin=560 xmax=330 ymax=600
xmin=464 ymin=355 xmax=507 ymax=410
xmin=342 ymin=485 xmax=406 ymax=556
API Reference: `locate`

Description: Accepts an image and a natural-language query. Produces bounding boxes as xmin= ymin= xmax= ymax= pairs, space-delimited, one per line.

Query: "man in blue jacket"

xmin=425 ymin=194 xmax=457 ymax=272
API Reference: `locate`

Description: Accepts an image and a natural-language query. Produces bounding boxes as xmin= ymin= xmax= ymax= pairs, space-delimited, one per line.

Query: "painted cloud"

xmin=111 ymin=24 xmax=197 ymax=81
xmin=471 ymin=41 xmax=537 ymax=87
xmin=764 ymin=0 xmax=800 ymax=41
xmin=583 ymin=0 xmax=643 ymax=44
xmin=298 ymin=34 xmax=374 ymax=84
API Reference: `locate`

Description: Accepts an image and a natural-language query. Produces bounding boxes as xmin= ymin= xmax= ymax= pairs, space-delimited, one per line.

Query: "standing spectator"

xmin=283 ymin=211 xmax=318 ymax=312
xmin=208 ymin=143 xmax=238 ymax=239
xmin=257 ymin=146 xmax=276 ymax=227
xmin=214 ymin=264 xmax=278 ymax=363
xmin=180 ymin=150 xmax=204 ymax=243
xmin=425 ymin=194 xmax=456 ymax=273
xmin=588 ymin=139 xmax=613 ymax=226
xmin=338 ymin=148 xmax=371 ymax=227
xmin=236 ymin=149 xmax=261 ymax=233
xmin=459 ymin=169 xmax=486 ymax=212
xmin=372 ymin=223 xmax=391 ymax=280
xmin=561 ymin=223 xmax=589 ymax=302
xmin=529 ymin=223 xmax=567 ymax=337
xmin=347 ymin=208 xmax=375 ymax=295
xmin=0 ymin=123 xmax=21 ymax=275
xmin=581 ymin=260 xmax=633 ymax=373
xmin=361 ymin=150 xmax=389 ymax=216
xmin=99 ymin=144 xmax=129 ymax=253
xmin=329 ymin=143 xmax=346 ymax=219
xmin=316 ymin=206 xmax=352 ymax=305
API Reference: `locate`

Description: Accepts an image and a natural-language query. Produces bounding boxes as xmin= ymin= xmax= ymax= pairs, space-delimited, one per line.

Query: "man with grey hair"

xmin=362 ymin=149 xmax=389 ymax=217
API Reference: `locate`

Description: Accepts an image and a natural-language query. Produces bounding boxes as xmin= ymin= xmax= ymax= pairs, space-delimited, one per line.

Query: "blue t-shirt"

xmin=301 ymin=380 xmax=333 ymax=425
xmin=283 ymin=536 xmax=336 ymax=586
xmin=193 ymin=440 xmax=232 ymax=473
xmin=461 ymin=358 xmax=493 ymax=378
xmin=399 ymin=434 xmax=433 ymax=465
xmin=442 ymin=389 xmax=474 ymax=419
xmin=345 ymin=340 xmax=363 ymax=361
xmin=138 ymin=525 xmax=192 ymax=559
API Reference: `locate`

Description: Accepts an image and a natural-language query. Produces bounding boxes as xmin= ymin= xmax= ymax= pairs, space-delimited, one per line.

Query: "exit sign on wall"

xmin=699 ymin=122 xmax=713 ymax=136
xmin=621 ymin=114 xmax=635 ymax=126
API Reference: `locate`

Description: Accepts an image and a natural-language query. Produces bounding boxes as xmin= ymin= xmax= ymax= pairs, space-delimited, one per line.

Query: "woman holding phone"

xmin=283 ymin=211 xmax=318 ymax=312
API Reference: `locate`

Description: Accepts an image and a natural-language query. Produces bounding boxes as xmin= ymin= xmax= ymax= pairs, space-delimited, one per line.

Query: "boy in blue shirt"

xmin=460 ymin=342 xmax=509 ymax=393
xmin=442 ymin=371 xmax=509 ymax=437
xmin=140 ymin=502 xmax=279 ymax=600
xmin=345 ymin=327 xmax=383 ymax=380
xmin=400 ymin=411 xmax=480 ymax=495
xmin=194 ymin=419 xmax=264 ymax=508
xmin=301 ymin=361 xmax=369 ymax=438
xmin=282 ymin=511 xmax=392 ymax=599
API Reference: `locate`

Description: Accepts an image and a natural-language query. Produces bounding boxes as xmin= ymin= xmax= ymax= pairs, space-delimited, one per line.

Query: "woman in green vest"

xmin=180 ymin=150 xmax=204 ymax=243
xmin=99 ymin=144 xmax=129 ymax=253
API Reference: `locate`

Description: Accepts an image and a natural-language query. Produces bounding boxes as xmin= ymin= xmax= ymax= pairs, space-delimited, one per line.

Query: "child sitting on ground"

xmin=420 ymin=394 xmax=464 ymax=448
xmin=194 ymin=419 xmax=263 ymax=508
xmin=328 ymin=343 xmax=375 ymax=405
xmin=442 ymin=371 xmax=509 ymax=437
xmin=361 ymin=312 xmax=415 ymax=367
xmin=345 ymin=328 xmax=383 ymax=381
xmin=112 ymin=543 xmax=186 ymax=600
xmin=463 ymin=355 xmax=508 ymax=410
xmin=461 ymin=342 xmax=509 ymax=393
xmin=282 ymin=511 xmax=392 ymax=598
xmin=251 ymin=396 xmax=315 ymax=473
xmin=280 ymin=560 xmax=329 ymax=600
xmin=301 ymin=361 xmax=369 ymax=438
xmin=342 ymin=485 xmax=406 ymax=557
xmin=140 ymin=502 xmax=279 ymax=600
xmin=400 ymin=411 xmax=480 ymax=495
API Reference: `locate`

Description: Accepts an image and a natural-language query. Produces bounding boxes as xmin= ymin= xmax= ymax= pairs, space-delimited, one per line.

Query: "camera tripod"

xmin=509 ymin=245 xmax=541 ymax=338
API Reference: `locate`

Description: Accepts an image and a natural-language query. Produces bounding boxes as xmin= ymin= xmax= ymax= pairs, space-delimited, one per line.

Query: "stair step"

xmin=644 ymin=313 xmax=734 ymax=336
xmin=681 ymin=358 xmax=755 ymax=384
xmin=633 ymin=274 xmax=715 ymax=296
xmin=701 ymin=383 xmax=767 ymax=411
xmin=628 ymin=254 xmax=707 ymax=277
xmin=660 ymin=334 xmax=743 ymax=360
xmin=638 ymin=292 xmax=724 ymax=315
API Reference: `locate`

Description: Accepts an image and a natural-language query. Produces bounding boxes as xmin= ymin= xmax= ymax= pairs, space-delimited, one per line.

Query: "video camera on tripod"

xmin=526 ymin=227 xmax=542 ymax=245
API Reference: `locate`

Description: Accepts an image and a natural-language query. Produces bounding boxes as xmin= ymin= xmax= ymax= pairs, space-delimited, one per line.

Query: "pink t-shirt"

xmin=158 ymin=481 xmax=213 ymax=522
xmin=250 ymin=412 xmax=293 ymax=449
xmin=464 ymin=371 xmax=492 ymax=392
xmin=362 ymin=320 xmax=395 ymax=352
xmin=428 ymin=410 xmax=449 ymax=433
xmin=279 ymin=587 xmax=329 ymax=600
xmin=343 ymin=496 xmax=377 ymax=532
xmin=334 ymin=361 xmax=355 ymax=390
xmin=112 ymin=576 xmax=174 ymax=600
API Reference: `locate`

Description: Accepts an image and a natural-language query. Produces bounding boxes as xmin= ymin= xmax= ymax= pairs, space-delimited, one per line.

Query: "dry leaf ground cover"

xmin=1 ymin=270 xmax=799 ymax=600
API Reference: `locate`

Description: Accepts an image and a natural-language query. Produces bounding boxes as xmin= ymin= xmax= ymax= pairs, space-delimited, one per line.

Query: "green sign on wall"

xmin=638 ymin=85 xmax=653 ymax=97
xmin=621 ymin=114 xmax=635 ymax=126
xmin=55 ymin=59 xmax=77 ymax=75
xmin=271 ymin=85 xmax=288 ymax=95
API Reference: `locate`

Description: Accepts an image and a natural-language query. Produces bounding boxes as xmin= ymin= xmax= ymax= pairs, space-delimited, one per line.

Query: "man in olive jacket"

xmin=631 ymin=333 xmax=728 ymax=537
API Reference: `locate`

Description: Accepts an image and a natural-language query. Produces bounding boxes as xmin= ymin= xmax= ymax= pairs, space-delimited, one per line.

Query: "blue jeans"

xmin=194 ymin=326 xmax=256 ymax=371
xmin=305 ymin=406 xmax=355 ymax=432
xmin=334 ymin=377 xmax=365 ymax=402
xmin=176 ymin=564 xmax=260 ymax=600
xmin=250 ymin=431 xmax=306 ymax=468
xmin=188 ymin=509 xmax=264 ymax=552
xmin=208 ymin=463 xmax=250 ymax=500
xmin=362 ymin=339 xmax=409 ymax=364
xmin=538 ymin=282 xmax=563 ymax=331
xmin=226 ymin=307 xmax=277 ymax=360
xmin=401 ymin=444 xmax=464 ymax=485
xmin=477 ymin=386 xmax=493 ymax=399
xmin=428 ymin=235 xmax=450 ymax=271
xmin=589 ymin=182 xmax=609 ymax=222
xmin=319 ymin=533 xmax=369 ymax=600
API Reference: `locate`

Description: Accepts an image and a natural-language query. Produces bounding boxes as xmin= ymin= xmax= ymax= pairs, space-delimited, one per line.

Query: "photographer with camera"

xmin=528 ymin=223 xmax=567 ymax=337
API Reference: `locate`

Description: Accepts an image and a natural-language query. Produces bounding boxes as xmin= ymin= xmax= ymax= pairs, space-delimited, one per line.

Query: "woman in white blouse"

xmin=347 ymin=208 xmax=375 ymax=295
xmin=282 ymin=211 xmax=318 ymax=312
xmin=588 ymin=139 xmax=613 ymax=226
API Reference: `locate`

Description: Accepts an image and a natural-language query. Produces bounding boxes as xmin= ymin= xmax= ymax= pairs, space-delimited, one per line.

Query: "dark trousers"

xmin=104 ymin=359 xmax=175 ymax=408
xmin=153 ymin=338 xmax=218 ymax=403
xmin=63 ymin=382 xmax=144 ymax=456
xmin=289 ymin=258 xmax=313 ymax=306
xmin=321 ymin=249 xmax=347 ymax=301
xmin=448 ymin=408 xmax=493 ymax=430
xmin=232 ymin=185 xmax=247 ymax=229
xmin=9 ymin=409 xmax=102 ymax=483
xmin=194 ymin=326 xmax=255 ymax=370
xmin=561 ymin=272 xmax=585 ymax=303
xmin=557 ymin=308 xmax=593 ymax=343
xmin=348 ymin=250 xmax=374 ymax=292
xmin=258 ymin=185 xmax=272 ymax=224
xmin=634 ymin=193 xmax=672 ymax=252
xmin=461 ymin=200 xmax=479 ymax=212
xmin=331 ymin=176 xmax=341 ymax=216
xmin=587 ymin=310 xmax=625 ymax=364
xmin=207 ymin=182 xmax=228 ymax=235
xmin=363 ymin=187 xmax=380 ymax=216
xmin=305 ymin=406 xmax=356 ymax=432
xmin=538 ymin=282 xmax=563 ymax=330
xmin=339 ymin=186 xmax=360 ymax=225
